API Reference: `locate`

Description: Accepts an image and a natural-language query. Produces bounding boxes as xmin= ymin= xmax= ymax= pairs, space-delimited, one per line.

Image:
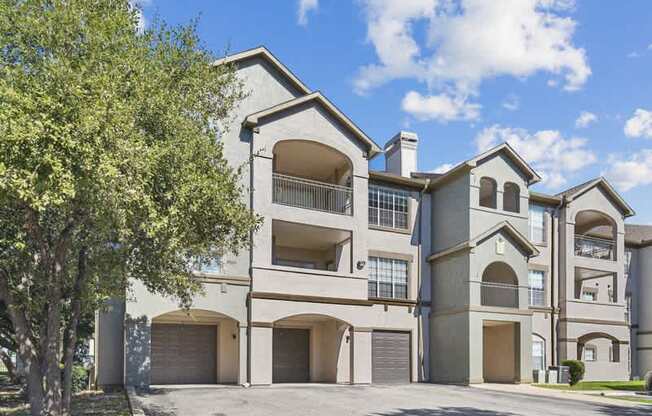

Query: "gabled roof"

xmin=243 ymin=92 xmax=382 ymax=157
xmin=556 ymin=177 xmax=635 ymax=217
xmin=468 ymin=143 xmax=542 ymax=185
xmin=427 ymin=221 xmax=539 ymax=262
xmin=213 ymin=46 xmax=311 ymax=95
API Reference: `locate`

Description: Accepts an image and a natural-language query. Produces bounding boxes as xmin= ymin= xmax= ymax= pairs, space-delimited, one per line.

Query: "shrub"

xmin=562 ymin=360 xmax=585 ymax=385
xmin=71 ymin=365 xmax=89 ymax=393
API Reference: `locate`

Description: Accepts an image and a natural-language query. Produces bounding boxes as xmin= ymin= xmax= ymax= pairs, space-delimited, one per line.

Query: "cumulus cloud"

xmin=502 ymin=94 xmax=520 ymax=111
xmin=355 ymin=0 xmax=590 ymax=121
xmin=624 ymin=109 xmax=652 ymax=139
xmin=297 ymin=0 xmax=318 ymax=26
xmin=604 ymin=150 xmax=652 ymax=191
xmin=475 ymin=124 xmax=596 ymax=188
xmin=401 ymin=90 xmax=480 ymax=122
xmin=575 ymin=111 xmax=597 ymax=128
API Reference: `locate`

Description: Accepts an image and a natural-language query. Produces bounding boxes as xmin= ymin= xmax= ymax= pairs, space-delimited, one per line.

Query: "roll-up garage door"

xmin=273 ymin=328 xmax=310 ymax=383
xmin=150 ymin=324 xmax=217 ymax=384
xmin=372 ymin=330 xmax=410 ymax=383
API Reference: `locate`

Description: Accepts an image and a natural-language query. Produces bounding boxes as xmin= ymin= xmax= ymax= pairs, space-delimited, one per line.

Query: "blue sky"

xmin=139 ymin=1 xmax=652 ymax=224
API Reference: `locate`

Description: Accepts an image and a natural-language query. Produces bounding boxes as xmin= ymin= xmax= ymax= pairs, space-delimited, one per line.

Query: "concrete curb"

xmin=125 ymin=386 xmax=146 ymax=416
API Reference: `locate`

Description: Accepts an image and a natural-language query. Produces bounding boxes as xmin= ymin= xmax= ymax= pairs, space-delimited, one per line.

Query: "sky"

xmin=137 ymin=0 xmax=652 ymax=224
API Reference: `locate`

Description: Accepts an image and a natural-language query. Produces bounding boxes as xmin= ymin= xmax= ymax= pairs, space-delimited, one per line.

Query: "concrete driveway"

xmin=133 ymin=383 xmax=650 ymax=416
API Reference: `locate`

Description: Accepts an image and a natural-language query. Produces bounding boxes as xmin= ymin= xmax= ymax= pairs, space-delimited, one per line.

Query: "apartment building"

xmin=94 ymin=47 xmax=652 ymax=387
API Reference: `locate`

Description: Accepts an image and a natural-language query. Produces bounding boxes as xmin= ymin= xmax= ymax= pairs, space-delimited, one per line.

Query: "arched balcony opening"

xmin=574 ymin=210 xmax=617 ymax=261
xmin=479 ymin=177 xmax=497 ymax=209
xmin=577 ymin=333 xmax=622 ymax=366
xmin=481 ymin=261 xmax=519 ymax=308
xmin=273 ymin=140 xmax=353 ymax=215
xmin=503 ymin=182 xmax=520 ymax=213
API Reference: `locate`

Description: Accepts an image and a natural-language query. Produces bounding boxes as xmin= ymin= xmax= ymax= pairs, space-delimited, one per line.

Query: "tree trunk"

xmin=43 ymin=297 xmax=63 ymax=415
xmin=0 ymin=349 xmax=17 ymax=384
xmin=62 ymin=247 xmax=87 ymax=414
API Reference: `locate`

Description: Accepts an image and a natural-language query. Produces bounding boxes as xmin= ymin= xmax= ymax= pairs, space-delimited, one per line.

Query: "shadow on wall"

xmin=371 ymin=408 xmax=517 ymax=416
xmin=125 ymin=314 xmax=151 ymax=388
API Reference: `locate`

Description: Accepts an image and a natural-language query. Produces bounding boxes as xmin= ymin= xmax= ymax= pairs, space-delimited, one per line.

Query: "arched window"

xmin=479 ymin=177 xmax=497 ymax=209
xmin=503 ymin=182 xmax=520 ymax=213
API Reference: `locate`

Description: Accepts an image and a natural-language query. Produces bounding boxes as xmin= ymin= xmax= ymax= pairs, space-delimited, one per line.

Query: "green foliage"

xmin=562 ymin=360 xmax=585 ymax=385
xmin=71 ymin=365 xmax=88 ymax=393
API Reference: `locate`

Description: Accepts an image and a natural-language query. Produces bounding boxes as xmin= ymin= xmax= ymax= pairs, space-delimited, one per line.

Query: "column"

xmin=249 ymin=324 xmax=273 ymax=385
xmin=350 ymin=327 xmax=372 ymax=384
xmin=238 ymin=324 xmax=248 ymax=386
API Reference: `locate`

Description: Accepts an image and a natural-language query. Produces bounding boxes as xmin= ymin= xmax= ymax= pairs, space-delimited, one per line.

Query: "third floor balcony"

xmin=573 ymin=209 xmax=617 ymax=262
xmin=574 ymin=235 xmax=615 ymax=261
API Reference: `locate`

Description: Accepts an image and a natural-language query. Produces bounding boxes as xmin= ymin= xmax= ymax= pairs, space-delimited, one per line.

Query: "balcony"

xmin=481 ymin=282 xmax=519 ymax=308
xmin=528 ymin=288 xmax=546 ymax=307
xmin=574 ymin=235 xmax=615 ymax=261
xmin=273 ymin=173 xmax=352 ymax=215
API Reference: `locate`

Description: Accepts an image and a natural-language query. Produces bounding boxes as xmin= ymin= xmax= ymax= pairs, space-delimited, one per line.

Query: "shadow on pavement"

xmin=370 ymin=408 xmax=516 ymax=416
xmin=595 ymin=404 xmax=652 ymax=416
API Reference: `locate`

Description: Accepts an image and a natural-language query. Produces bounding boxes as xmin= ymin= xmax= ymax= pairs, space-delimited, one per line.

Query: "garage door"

xmin=273 ymin=328 xmax=310 ymax=383
xmin=372 ymin=331 xmax=410 ymax=384
xmin=151 ymin=324 xmax=217 ymax=384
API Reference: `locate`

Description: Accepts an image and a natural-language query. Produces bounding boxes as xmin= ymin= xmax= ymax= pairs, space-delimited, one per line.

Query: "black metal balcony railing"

xmin=480 ymin=282 xmax=519 ymax=308
xmin=272 ymin=173 xmax=353 ymax=215
xmin=529 ymin=288 xmax=546 ymax=307
xmin=574 ymin=235 xmax=615 ymax=261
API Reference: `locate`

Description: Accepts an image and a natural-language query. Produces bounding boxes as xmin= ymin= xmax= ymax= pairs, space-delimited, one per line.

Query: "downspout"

xmin=416 ymin=178 xmax=431 ymax=382
xmin=550 ymin=197 xmax=564 ymax=366
xmin=246 ymin=125 xmax=258 ymax=386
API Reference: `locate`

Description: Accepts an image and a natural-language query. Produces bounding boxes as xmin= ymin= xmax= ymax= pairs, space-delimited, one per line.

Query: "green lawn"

xmin=534 ymin=380 xmax=646 ymax=392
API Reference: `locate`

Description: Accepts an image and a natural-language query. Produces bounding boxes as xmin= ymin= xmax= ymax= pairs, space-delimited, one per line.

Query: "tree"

xmin=0 ymin=1 xmax=260 ymax=414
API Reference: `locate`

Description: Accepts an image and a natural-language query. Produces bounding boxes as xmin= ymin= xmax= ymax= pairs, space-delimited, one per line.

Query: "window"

xmin=369 ymin=186 xmax=409 ymax=229
xmin=581 ymin=289 xmax=597 ymax=302
xmin=529 ymin=204 xmax=546 ymax=243
xmin=192 ymin=256 xmax=222 ymax=274
xmin=532 ymin=337 xmax=545 ymax=371
xmin=368 ymin=257 xmax=408 ymax=299
xmin=503 ymin=183 xmax=520 ymax=213
xmin=528 ymin=270 xmax=546 ymax=307
xmin=584 ymin=345 xmax=597 ymax=362
xmin=479 ymin=177 xmax=497 ymax=209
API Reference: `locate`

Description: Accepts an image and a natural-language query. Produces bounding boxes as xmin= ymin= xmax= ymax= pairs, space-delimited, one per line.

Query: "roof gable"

xmin=470 ymin=143 xmax=542 ymax=185
xmin=559 ymin=177 xmax=635 ymax=217
xmin=214 ymin=46 xmax=311 ymax=95
xmin=243 ymin=92 xmax=382 ymax=157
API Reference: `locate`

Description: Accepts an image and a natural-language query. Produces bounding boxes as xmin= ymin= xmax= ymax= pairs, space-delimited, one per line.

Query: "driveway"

xmin=133 ymin=383 xmax=650 ymax=416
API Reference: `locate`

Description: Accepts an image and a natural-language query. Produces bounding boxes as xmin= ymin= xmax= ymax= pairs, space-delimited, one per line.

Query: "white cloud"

xmin=575 ymin=111 xmax=597 ymax=128
xmin=297 ymin=0 xmax=318 ymax=26
xmin=430 ymin=163 xmax=455 ymax=174
xmin=624 ymin=109 xmax=652 ymax=139
xmin=502 ymin=94 xmax=519 ymax=111
xmin=627 ymin=51 xmax=641 ymax=59
xmin=604 ymin=150 xmax=652 ymax=191
xmin=475 ymin=124 xmax=596 ymax=188
xmin=129 ymin=0 xmax=150 ymax=32
xmin=401 ymin=90 xmax=480 ymax=122
xmin=355 ymin=0 xmax=590 ymax=121
xmin=648 ymin=43 xmax=652 ymax=50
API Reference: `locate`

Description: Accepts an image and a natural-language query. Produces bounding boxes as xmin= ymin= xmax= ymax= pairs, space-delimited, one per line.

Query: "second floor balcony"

xmin=273 ymin=173 xmax=352 ymax=215
xmin=479 ymin=261 xmax=520 ymax=309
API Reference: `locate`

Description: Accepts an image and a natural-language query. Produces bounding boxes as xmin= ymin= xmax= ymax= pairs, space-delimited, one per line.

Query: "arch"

xmin=574 ymin=209 xmax=617 ymax=261
xmin=532 ymin=333 xmax=546 ymax=371
xmin=577 ymin=332 xmax=620 ymax=344
xmin=272 ymin=312 xmax=352 ymax=327
xmin=479 ymin=177 xmax=498 ymax=209
xmin=577 ymin=332 xmax=622 ymax=363
xmin=151 ymin=308 xmax=239 ymax=324
xmin=503 ymin=182 xmax=520 ymax=213
xmin=273 ymin=139 xmax=353 ymax=185
xmin=481 ymin=261 xmax=519 ymax=308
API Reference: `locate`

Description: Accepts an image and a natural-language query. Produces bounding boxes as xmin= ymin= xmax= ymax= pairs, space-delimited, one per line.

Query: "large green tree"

xmin=0 ymin=1 xmax=260 ymax=414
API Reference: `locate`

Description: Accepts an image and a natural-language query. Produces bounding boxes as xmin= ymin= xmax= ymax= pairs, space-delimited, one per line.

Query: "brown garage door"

xmin=151 ymin=324 xmax=217 ymax=384
xmin=273 ymin=328 xmax=310 ymax=383
xmin=372 ymin=331 xmax=410 ymax=384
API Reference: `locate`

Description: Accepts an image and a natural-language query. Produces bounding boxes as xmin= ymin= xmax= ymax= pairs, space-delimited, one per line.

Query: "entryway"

xmin=482 ymin=321 xmax=520 ymax=383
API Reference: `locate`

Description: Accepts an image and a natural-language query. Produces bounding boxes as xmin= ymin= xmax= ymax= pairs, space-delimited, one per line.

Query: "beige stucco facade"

xmin=94 ymin=46 xmax=652 ymax=388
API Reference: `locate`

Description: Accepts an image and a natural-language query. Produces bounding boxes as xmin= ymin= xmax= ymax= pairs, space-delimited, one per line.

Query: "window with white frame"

xmin=529 ymin=204 xmax=546 ymax=243
xmin=368 ymin=185 xmax=409 ymax=230
xmin=528 ymin=270 xmax=546 ymax=307
xmin=584 ymin=345 xmax=597 ymax=361
xmin=532 ymin=337 xmax=545 ymax=371
xmin=368 ymin=256 xmax=408 ymax=299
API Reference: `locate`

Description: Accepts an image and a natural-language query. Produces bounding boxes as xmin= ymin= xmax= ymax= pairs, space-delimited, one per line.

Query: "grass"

xmin=534 ymin=380 xmax=646 ymax=392
xmin=0 ymin=375 xmax=131 ymax=416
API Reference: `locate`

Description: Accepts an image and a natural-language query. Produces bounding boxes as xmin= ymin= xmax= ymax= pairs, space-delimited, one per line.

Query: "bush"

xmin=71 ymin=365 xmax=89 ymax=393
xmin=562 ymin=360 xmax=585 ymax=385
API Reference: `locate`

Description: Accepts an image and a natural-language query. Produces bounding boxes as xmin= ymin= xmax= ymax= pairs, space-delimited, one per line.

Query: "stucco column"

xmin=124 ymin=315 xmax=151 ymax=388
xmin=559 ymin=339 xmax=578 ymax=361
xmin=350 ymin=327 xmax=372 ymax=384
xmin=238 ymin=324 xmax=248 ymax=385
xmin=249 ymin=324 xmax=273 ymax=385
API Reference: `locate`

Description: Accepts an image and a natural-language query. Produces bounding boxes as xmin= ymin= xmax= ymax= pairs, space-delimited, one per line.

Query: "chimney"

xmin=384 ymin=131 xmax=419 ymax=178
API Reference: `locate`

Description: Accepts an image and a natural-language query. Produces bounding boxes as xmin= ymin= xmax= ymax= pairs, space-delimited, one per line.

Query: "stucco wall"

xmin=637 ymin=245 xmax=652 ymax=378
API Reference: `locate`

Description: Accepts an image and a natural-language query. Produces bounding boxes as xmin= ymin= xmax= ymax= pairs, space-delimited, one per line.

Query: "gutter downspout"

xmin=550 ymin=197 xmax=564 ymax=367
xmin=417 ymin=178 xmax=431 ymax=382
xmin=246 ymin=126 xmax=257 ymax=386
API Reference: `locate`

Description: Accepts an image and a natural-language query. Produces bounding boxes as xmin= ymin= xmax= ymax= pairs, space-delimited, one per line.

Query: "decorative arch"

xmin=503 ymin=182 xmax=520 ymax=213
xmin=576 ymin=332 xmax=622 ymax=363
xmin=151 ymin=308 xmax=239 ymax=324
xmin=574 ymin=209 xmax=618 ymax=261
xmin=479 ymin=177 xmax=498 ymax=209
xmin=272 ymin=312 xmax=352 ymax=328
xmin=272 ymin=139 xmax=353 ymax=185
xmin=481 ymin=261 xmax=519 ymax=308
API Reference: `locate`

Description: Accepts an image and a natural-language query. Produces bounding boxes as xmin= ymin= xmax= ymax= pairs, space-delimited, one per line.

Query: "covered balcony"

xmin=272 ymin=140 xmax=353 ymax=216
xmin=574 ymin=267 xmax=618 ymax=303
xmin=480 ymin=262 xmax=519 ymax=308
xmin=272 ymin=220 xmax=352 ymax=273
xmin=574 ymin=210 xmax=616 ymax=261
